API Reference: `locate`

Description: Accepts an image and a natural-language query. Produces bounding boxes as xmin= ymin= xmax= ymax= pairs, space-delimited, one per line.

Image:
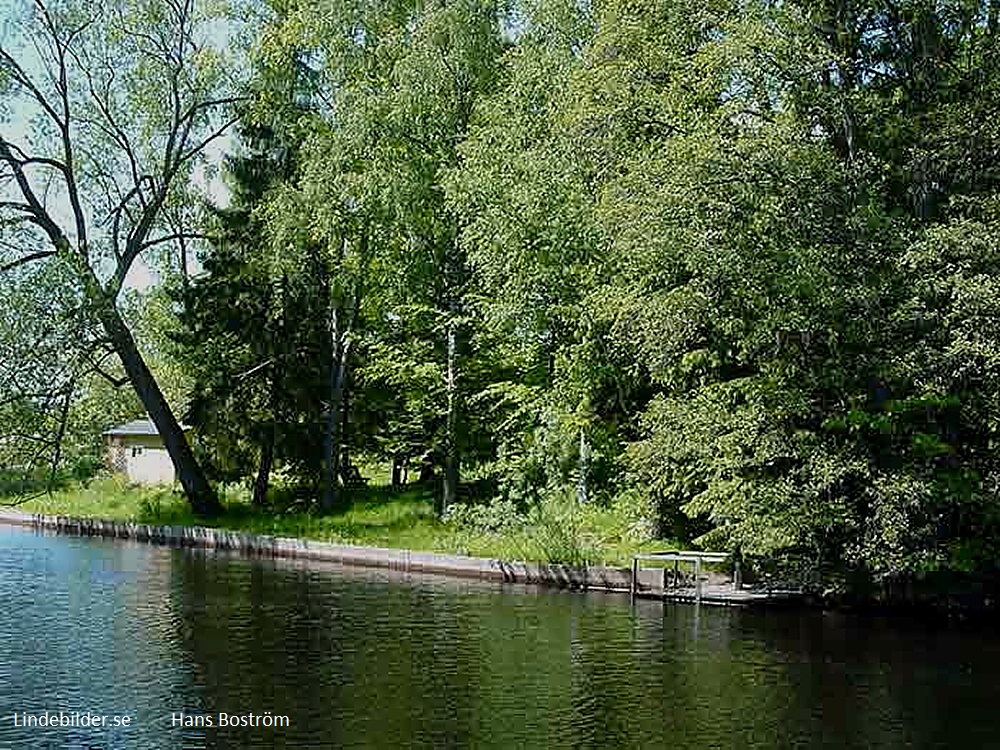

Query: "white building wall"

xmin=127 ymin=446 xmax=176 ymax=485
xmin=120 ymin=436 xmax=177 ymax=485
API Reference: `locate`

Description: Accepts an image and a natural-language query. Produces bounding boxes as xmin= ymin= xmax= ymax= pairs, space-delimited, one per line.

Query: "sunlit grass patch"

xmin=18 ymin=474 xmax=676 ymax=566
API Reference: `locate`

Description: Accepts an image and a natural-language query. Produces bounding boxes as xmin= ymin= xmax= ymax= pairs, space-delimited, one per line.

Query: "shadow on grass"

xmin=129 ymin=482 xmax=446 ymax=545
xmin=337 ymin=483 xmax=437 ymax=508
xmin=0 ymin=472 xmax=70 ymax=503
xmin=29 ymin=477 xmax=518 ymax=555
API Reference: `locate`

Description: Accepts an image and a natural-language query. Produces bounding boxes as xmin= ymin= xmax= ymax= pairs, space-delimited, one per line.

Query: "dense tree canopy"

xmin=4 ymin=0 xmax=1000 ymax=591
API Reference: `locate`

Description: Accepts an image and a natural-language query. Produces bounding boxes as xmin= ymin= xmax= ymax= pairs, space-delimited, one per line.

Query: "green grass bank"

xmin=15 ymin=475 xmax=675 ymax=567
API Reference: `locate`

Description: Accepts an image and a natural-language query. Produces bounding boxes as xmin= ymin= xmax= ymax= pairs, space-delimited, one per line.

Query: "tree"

xmin=166 ymin=120 xmax=336 ymax=505
xmin=444 ymin=0 xmax=1000 ymax=586
xmin=0 ymin=0 xmax=249 ymax=514
xmin=0 ymin=250 xmax=147 ymax=497
xmin=0 ymin=258 xmax=87 ymax=489
xmin=446 ymin=0 xmax=598 ymax=506
xmin=261 ymin=0 xmax=506 ymax=512
xmin=576 ymin=0 xmax=1000 ymax=586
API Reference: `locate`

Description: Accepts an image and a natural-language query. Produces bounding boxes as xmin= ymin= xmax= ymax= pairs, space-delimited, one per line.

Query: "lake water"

xmin=1 ymin=524 xmax=998 ymax=749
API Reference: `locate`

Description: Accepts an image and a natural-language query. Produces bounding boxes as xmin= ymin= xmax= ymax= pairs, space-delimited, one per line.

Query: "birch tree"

xmin=262 ymin=0 xmax=505 ymax=512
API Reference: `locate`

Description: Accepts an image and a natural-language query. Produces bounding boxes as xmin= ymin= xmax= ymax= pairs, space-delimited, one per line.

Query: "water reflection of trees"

xmin=167 ymin=554 xmax=756 ymax=748
xmin=167 ymin=552 xmax=1000 ymax=749
xmin=726 ymin=609 xmax=1000 ymax=749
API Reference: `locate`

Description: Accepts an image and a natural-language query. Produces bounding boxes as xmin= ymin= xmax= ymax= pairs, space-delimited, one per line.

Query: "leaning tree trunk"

xmin=98 ymin=299 xmax=220 ymax=515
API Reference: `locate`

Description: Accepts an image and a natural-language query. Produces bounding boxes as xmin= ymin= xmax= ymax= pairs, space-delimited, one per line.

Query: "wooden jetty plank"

xmin=630 ymin=549 xmax=801 ymax=606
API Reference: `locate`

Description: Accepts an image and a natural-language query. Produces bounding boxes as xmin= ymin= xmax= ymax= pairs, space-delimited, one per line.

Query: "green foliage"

xmin=445 ymin=488 xmax=663 ymax=565
xmin=444 ymin=0 xmax=1000 ymax=588
xmin=10 ymin=0 xmax=1000 ymax=594
xmin=444 ymin=497 xmax=526 ymax=535
xmin=167 ymin=164 xmax=332 ymax=485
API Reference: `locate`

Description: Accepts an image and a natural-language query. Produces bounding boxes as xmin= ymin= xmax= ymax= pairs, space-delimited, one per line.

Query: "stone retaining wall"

xmin=0 ymin=508 xmax=660 ymax=594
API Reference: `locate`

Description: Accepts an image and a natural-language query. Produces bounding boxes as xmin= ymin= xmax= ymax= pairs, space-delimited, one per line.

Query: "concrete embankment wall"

xmin=0 ymin=509 xmax=662 ymax=594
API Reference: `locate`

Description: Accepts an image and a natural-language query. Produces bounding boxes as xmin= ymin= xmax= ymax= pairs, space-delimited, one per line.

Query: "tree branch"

xmin=0 ymin=141 xmax=69 ymax=175
xmin=178 ymin=114 xmax=241 ymax=167
xmin=0 ymin=250 xmax=56 ymax=273
xmin=0 ymin=138 xmax=67 ymax=249
xmin=86 ymin=358 xmax=129 ymax=388
xmin=0 ymin=47 xmax=64 ymax=128
xmin=141 ymin=231 xmax=213 ymax=251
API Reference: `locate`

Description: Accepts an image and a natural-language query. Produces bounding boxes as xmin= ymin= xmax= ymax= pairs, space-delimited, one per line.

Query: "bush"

xmin=444 ymin=497 xmax=526 ymax=535
xmin=525 ymin=492 xmax=594 ymax=566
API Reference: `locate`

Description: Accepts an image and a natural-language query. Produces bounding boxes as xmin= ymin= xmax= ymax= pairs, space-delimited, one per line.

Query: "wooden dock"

xmin=630 ymin=550 xmax=800 ymax=606
xmin=654 ymin=584 xmax=801 ymax=606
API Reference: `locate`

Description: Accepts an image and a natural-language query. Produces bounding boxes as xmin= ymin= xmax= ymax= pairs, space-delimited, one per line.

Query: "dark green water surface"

xmin=1 ymin=524 xmax=998 ymax=749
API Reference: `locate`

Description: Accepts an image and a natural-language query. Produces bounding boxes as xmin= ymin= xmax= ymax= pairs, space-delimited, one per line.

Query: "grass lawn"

xmin=15 ymin=474 xmax=677 ymax=567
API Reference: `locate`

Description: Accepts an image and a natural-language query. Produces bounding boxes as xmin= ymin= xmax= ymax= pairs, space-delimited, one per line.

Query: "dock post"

xmin=630 ymin=557 xmax=638 ymax=603
xmin=695 ymin=557 xmax=702 ymax=606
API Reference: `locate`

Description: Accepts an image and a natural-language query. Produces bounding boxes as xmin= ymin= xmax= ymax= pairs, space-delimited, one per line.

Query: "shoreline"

xmin=8 ymin=507 xmax=995 ymax=618
xmin=0 ymin=507 xmax=768 ymax=605
xmin=0 ymin=508 xmax=642 ymax=596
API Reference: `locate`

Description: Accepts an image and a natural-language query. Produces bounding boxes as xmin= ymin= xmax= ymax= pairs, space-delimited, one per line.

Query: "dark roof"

xmin=103 ymin=418 xmax=191 ymax=437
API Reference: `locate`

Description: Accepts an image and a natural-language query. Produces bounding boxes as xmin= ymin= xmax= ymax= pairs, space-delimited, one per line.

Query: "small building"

xmin=104 ymin=418 xmax=188 ymax=485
